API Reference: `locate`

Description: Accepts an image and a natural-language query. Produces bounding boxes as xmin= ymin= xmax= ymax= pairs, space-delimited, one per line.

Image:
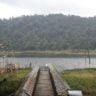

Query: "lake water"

xmin=0 ymin=57 xmax=96 ymax=71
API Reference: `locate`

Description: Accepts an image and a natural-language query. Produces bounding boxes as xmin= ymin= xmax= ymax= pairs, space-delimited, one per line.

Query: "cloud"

xmin=0 ymin=0 xmax=96 ymax=18
xmin=0 ymin=3 xmax=32 ymax=19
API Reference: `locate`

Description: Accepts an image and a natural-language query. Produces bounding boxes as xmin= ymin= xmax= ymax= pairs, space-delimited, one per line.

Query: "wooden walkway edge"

xmin=48 ymin=64 xmax=70 ymax=96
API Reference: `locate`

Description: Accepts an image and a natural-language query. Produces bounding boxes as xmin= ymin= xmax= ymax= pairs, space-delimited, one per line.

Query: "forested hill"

xmin=0 ymin=14 xmax=96 ymax=50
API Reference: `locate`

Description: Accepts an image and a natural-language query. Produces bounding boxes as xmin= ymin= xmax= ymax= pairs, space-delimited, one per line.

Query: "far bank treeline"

xmin=0 ymin=50 xmax=96 ymax=57
xmin=0 ymin=14 xmax=96 ymax=51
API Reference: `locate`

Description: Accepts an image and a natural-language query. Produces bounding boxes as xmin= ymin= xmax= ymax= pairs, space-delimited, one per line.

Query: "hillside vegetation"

xmin=0 ymin=14 xmax=96 ymax=50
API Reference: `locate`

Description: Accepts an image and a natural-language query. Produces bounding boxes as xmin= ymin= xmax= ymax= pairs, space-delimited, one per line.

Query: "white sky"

xmin=0 ymin=0 xmax=96 ymax=19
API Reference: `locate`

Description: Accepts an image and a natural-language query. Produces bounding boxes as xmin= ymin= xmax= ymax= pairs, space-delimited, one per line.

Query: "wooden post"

xmin=88 ymin=49 xmax=91 ymax=68
xmin=84 ymin=50 xmax=87 ymax=65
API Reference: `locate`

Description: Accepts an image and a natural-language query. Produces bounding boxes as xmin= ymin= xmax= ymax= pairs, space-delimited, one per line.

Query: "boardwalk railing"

xmin=16 ymin=66 xmax=40 ymax=96
xmin=48 ymin=64 xmax=70 ymax=96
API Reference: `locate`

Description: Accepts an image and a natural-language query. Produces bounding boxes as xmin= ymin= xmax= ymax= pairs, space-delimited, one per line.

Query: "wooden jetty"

xmin=15 ymin=64 xmax=83 ymax=96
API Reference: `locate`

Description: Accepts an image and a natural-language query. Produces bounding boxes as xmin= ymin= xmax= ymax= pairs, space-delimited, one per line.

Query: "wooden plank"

xmin=33 ymin=66 xmax=55 ymax=96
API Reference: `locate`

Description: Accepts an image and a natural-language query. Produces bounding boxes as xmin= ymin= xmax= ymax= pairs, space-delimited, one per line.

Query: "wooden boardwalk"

xmin=33 ymin=66 xmax=55 ymax=96
xmin=15 ymin=65 xmax=71 ymax=96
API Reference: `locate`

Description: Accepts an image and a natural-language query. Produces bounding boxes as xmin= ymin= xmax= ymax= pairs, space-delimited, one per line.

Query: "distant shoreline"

xmin=0 ymin=50 xmax=96 ymax=57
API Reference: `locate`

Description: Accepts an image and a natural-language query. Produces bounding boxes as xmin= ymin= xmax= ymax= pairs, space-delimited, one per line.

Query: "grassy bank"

xmin=0 ymin=50 xmax=96 ymax=57
xmin=61 ymin=68 xmax=96 ymax=96
xmin=0 ymin=69 xmax=31 ymax=96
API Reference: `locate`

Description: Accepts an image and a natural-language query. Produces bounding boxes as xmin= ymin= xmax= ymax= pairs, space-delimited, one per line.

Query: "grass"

xmin=0 ymin=69 xmax=31 ymax=96
xmin=61 ymin=68 xmax=96 ymax=96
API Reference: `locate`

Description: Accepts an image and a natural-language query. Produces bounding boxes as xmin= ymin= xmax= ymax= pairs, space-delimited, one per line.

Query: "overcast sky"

xmin=0 ymin=0 xmax=96 ymax=19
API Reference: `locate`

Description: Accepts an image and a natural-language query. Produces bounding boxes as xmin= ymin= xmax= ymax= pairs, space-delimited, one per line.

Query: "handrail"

xmin=17 ymin=66 xmax=40 ymax=96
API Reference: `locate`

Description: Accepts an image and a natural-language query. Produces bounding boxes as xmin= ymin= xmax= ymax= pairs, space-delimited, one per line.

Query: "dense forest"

xmin=0 ymin=14 xmax=96 ymax=51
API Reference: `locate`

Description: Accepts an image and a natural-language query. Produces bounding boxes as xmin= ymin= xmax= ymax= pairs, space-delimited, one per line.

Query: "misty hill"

xmin=0 ymin=14 xmax=96 ymax=50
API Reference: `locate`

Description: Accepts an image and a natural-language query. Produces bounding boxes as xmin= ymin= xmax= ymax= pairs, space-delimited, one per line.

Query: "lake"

xmin=0 ymin=57 xmax=96 ymax=71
